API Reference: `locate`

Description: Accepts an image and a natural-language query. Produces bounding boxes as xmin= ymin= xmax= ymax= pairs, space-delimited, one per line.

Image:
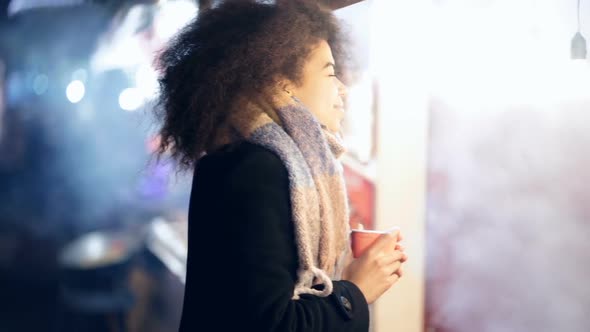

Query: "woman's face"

xmin=288 ymin=40 xmax=347 ymax=133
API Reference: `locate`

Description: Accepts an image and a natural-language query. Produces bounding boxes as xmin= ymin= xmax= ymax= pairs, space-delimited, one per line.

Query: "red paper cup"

xmin=350 ymin=228 xmax=398 ymax=258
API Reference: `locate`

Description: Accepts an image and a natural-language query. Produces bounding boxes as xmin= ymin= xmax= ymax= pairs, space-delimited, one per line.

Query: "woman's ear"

xmin=278 ymin=79 xmax=295 ymax=97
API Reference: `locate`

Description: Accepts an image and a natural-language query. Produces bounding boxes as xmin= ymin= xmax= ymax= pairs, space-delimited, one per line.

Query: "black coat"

xmin=178 ymin=142 xmax=369 ymax=332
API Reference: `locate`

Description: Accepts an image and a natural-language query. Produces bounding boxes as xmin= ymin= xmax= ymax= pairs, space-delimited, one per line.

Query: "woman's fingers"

xmin=375 ymin=259 xmax=401 ymax=277
xmin=387 ymin=272 xmax=400 ymax=285
xmin=367 ymin=231 xmax=399 ymax=255
xmin=376 ymin=251 xmax=406 ymax=277
xmin=388 ymin=261 xmax=402 ymax=275
xmin=401 ymin=252 xmax=408 ymax=263
xmin=377 ymin=250 xmax=404 ymax=265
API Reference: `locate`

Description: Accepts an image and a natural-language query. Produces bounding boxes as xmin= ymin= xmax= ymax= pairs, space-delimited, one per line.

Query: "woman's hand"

xmin=342 ymin=231 xmax=408 ymax=304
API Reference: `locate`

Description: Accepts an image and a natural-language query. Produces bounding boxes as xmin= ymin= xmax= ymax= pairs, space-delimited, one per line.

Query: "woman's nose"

xmin=337 ymin=78 xmax=348 ymax=98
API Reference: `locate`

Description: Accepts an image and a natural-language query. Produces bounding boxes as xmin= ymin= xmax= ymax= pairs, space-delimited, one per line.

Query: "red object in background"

xmin=343 ymin=164 xmax=375 ymax=230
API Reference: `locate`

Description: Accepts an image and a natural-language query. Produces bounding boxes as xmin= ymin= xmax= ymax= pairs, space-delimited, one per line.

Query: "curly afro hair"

xmin=155 ymin=0 xmax=351 ymax=170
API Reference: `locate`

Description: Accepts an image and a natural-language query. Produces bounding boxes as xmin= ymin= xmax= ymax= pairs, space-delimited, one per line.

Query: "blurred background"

xmin=1 ymin=0 xmax=589 ymax=332
xmin=0 ymin=1 xmax=197 ymax=331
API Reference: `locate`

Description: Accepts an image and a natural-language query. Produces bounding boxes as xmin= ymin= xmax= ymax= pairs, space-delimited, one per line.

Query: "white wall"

xmin=370 ymin=1 xmax=431 ymax=331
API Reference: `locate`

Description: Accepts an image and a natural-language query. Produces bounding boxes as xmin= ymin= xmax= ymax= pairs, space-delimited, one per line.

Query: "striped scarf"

xmin=211 ymin=94 xmax=352 ymax=299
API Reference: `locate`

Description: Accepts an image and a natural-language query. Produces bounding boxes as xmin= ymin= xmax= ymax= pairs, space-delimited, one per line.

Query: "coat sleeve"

xmin=211 ymin=146 xmax=370 ymax=332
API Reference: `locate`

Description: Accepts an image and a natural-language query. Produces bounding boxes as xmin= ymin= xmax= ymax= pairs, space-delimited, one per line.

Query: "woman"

xmin=155 ymin=1 xmax=407 ymax=331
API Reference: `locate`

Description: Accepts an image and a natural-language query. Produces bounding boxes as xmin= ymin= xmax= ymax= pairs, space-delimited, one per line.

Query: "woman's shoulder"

xmin=189 ymin=141 xmax=292 ymax=218
xmin=196 ymin=142 xmax=287 ymax=182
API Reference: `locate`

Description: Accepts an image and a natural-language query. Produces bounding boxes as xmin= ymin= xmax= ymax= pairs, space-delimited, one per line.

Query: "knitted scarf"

xmin=210 ymin=94 xmax=352 ymax=299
